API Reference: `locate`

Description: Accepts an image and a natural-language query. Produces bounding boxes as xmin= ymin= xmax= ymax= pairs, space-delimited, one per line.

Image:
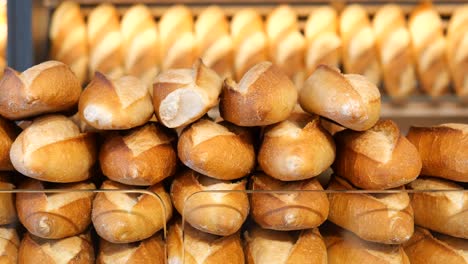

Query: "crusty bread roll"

xmin=87 ymin=3 xmax=123 ymax=79
xmin=16 ymin=179 xmax=95 ymax=239
xmin=0 ymin=117 xmax=17 ymax=171
xmin=407 ymin=177 xmax=468 ymax=239
xmin=0 ymin=226 xmax=19 ymax=264
xmin=0 ymin=174 xmax=15 ymax=225
xmin=373 ymin=5 xmax=416 ymax=99
xmin=323 ymin=223 xmax=410 ymax=264
xmin=266 ymin=5 xmax=305 ymax=82
xmin=340 ymin=5 xmax=381 ymax=85
xmin=447 ymin=5 xmax=468 ymax=99
xmin=327 ymin=176 xmax=414 ymax=244
xmin=195 ymin=6 xmax=233 ymax=78
xmin=231 ymin=9 xmax=268 ymax=80
xmin=299 ymin=65 xmax=381 ymax=131
xmin=409 ymin=4 xmax=450 ymax=97
xmin=404 ymin=227 xmax=468 ymax=264
xmin=0 ymin=61 xmax=81 ymax=120
xmin=250 ymin=173 xmax=329 ymax=231
xmin=407 ymin=124 xmax=468 ymax=182
xmin=10 ymin=115 xmax=96 ymax=183
xmin=220 ymin=61 xmax=298 ymax=126
xmin=168 ymin=220 xmax=245 ymax=264
xmin=320 ymin=118 xmax=346 ymax=136
xmin=100 ymin=123 xmax=176 ymax=186
xmin=49 ymin=1 xmax=88 ymax=84
xmin=304 ymin=6 xmax=341 ymax=76
xmin=170 ymin=169 xmax=249 ymax=236
xmin=121 ymin=5 xmax=159 ymax=87
xmin=159 ymin=5 xmax=197 ymax=70
xmin=92 ymin=180 xmax=172 ymax=243
xmin=333 ymin=120 xmax=421 ymax=189
xmin=153 ymin=60 xmax=222 ymax=128
xmin=18 ymin=232 xmax=94 ymax=264
xmin=244 ymin=225 xmax=327 ymax=264
xmin=258 ymin=113 xmax=335 ymax=181
xmin=97 ymin=234 xmax=165 ymax=264
xmin=78 ymin=73 xmax=153 ymax=130
xmin=178 ymin=119 xmax=255 ymax=180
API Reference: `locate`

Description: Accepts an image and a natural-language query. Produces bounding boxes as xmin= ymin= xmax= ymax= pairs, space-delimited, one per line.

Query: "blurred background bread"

xmin=447 ymin=5 xmax=468 ymax=99
xmin=0 ymin=226 xmax=19 ymax=264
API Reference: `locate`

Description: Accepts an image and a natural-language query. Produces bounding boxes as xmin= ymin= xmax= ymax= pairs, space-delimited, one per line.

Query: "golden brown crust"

xmin=327 ymin=176 xmax=414 ymax=244
xmin=170 ymin=169 xmax=249 ymax=236
xmin=447 ymin=6 xmax=468 ymax=98
xmin=0 ymin=226 xmax=19 ymax=264
xmin=0 ymin=174 xmax=15 ymax=225
xmin=333 ymin=120 xmax=421 ymax=189
xmin=407 ymin=124 xmax=468 ymax=182
xmin=250 ymin=173 xmax=329 ymax=231
xmin=92 ymin=180 xmax=172 ymax=243
xmin=0 ymin=117 xmax=17 ymax=170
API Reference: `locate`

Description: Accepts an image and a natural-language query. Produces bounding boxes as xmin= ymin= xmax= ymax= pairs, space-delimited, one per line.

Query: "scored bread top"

xmin=0 ymin=227 xmax=19 ymax=255
xmin=245 ymin=226 xmax=296 ymax=264
xmin=188 ymin=119 xmax=234 ymax=146
xmin=122 ymin=124 xmax=173 ymax=156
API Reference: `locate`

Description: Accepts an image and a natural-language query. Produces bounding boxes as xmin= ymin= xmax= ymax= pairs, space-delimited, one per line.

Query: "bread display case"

xmin=1 ymin=0 xmax=468 ymax=263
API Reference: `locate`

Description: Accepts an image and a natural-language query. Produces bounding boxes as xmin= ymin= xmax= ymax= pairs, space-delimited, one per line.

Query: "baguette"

xmin=0 ymin=117 xmax=18 ymax=170
xmin=299 ymin=65 xmax=381 ymax=131
xmin=407 ymin=177 xmax=468 ymax=239
xmin=0 ymin=61 xmax=81 ymax=120
xmin=0 ymin=174 xmax=15 ymax=225
xmin=409 ymin=4 xmax=450 ymax=97
xmin=373 ymin=5 xmax=416 ymax=99
xmin=16 ymin=179 xmax=95 ymax=239
xmin=340 ymin=5 xmax=381 ymax=85
xmin=447 ymin=5 xmax=468 ymax=99
xmin=304 ymin=6 xmax=341 ymax=76
xmin=178 ymin=119 xmax=255 ymax=180
xmin=250 ymin=173 xmax=329 ymax=231
xmin=78 ymin=73 xmax=154 ymax=130
xmin=220 ymin=61 xmax=298 ymax=126
xmin=92 ymin=180 xmax=173 ymax=243
xmin=170 ymin=169 xmax=249 ymax=236
xmin=87 ymin=4 xmax=123 ymax=79
xmin=10 ymin=115 xmax=96 ymax=183
xmin=333 ymin=120 xmax=421 ymax=189
xmin=50 ymin=1 xmax=88 ymax=84
xmin=327 ymin=176 xmax=414 ymax=244
xmin=0 ymin=227 xmax=19 ymax=264
xmin=406 ymin=124 xmax=468 ymax=182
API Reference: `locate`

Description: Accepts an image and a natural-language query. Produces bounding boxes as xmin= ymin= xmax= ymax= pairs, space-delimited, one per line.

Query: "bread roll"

xmin=100 ymin=123 xmax=176 ymax=186
xmin=0 ymin=174 xmax=15 ymax=225
xmin=250 ymin=173 xmax=329 ymax=231
xmin=403 ymin=226 xmax=468 ymax=264
xmin=178 ymin=119 xmax=255 ymax=180
xmin=87 ymin=3 xmax=123 ymax=79
xmin=0 ymin=226 xmax=19 ymax=264
xmin=0 ymin=61 xmax=81 ymax=120
xmin=97 ymin=234 xmax=165 ymax=264
xmin=121 ymin=5 xmax=159 ymax=87
xmin=407 ymin=177 xmax=468 ymax=239
xmin=320 ymin=118 xmax=346 ymax=136
xmin=266 ymin=5 xmax=305 ymax=81
xmin=340 ymin=5 xmax=381 ymax=85
xmin=18 ymin=232 xmax=94 ymax=264
xmin=333 ymin=120 xmax=421 ymax=189
xmin=304 ymin=6 xmax=341 ymax=76
xmin=159 ymin=5 xmax=197 ymax=70
xmin=244 ymin=225 xmax=327 ymax=264
xmin=78 ymin=73 xmax=153 ymax=130
xmin=323 ymin=223 xmax=410 ymax=264
xmin=231 ymin=9 xmax=268 ymax=80
xmin=407 ymin=124 xmax=468 ymax=182
xmin=92 ymin=180 xmax=172 ymax=243
xmin=10 ymin=115 xmax=96 ymax=183
xmin=170 ymin=169 xmax=249 ymax=236
xmin=447 ymin=5 xmax=468 ymax=99
xmin=153 ymin=60 xmax=222 ymax=128
xmin=409 ymin=4 xmax=449 ymax=97
xmin=258 ymin=113 xmax=335 ymax=181
xmin=0 ymin=117 xmax=18 ymax=171
xmin=50 ymin=1 xmax=88 ymax=84
xmin=373 ymin=5 xmax=416 ymax=99
xmin=168 ymin=220 xmax=244 ymax=264
xmin=220 ymin=61 xmax=298 ymax=126
xmin=299 ymin=65 xmax=381 ymax=131
xmin=195 ymin=6 xmax=233 ymax=78
xmin=327 ymin=176 xmax=414 ymax=244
